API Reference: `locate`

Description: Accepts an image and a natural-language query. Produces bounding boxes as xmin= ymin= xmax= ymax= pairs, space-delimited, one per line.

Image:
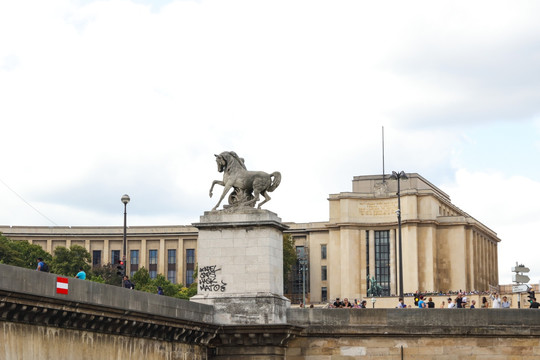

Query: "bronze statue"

xmin=209 ymin=151 xmax=281 ymax=211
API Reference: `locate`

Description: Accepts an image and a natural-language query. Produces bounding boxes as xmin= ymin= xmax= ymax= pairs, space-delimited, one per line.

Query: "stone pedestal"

xmin=191 ymin=209 xmax=290 ymax=325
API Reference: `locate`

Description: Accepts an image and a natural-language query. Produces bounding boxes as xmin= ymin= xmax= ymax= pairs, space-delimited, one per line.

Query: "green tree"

xmin=283 ymin=234 xmax=297 ymax=283
xmin=176 ymin=283 xmax=198 ymax=299
xmin=129 ymin=267 xmax=196 ymax=299
xmin=132 ymin=266 xmax=151 ymax=289
xmin=0 ymin=235 xmax=24 ymax=266
xmin=50 ymin=245 xmax=91 ymax=276
xmin=0 ymin=234 xmax=51 ymax=269
xmin=89 ymin=263 xmax=121 ymax=285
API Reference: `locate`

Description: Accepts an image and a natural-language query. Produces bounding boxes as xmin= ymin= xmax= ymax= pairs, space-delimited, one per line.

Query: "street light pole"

xmin=300 ymin=257 xmax=307 ymax=307
xmin=121 ymin=194 xmax=130 ymax=277
xmin=390 ymin=171 xmax=407 ymax=299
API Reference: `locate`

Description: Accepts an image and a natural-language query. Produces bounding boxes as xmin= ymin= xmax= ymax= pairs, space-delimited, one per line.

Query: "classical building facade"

xmin=0 ymin=173 xmax=500 ymax=303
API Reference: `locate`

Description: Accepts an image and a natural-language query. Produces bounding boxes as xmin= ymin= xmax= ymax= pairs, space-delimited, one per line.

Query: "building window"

xmin=321 ymin=287 xmax=327 ymax=302
xmin=375 ymin=230 xmax=390 ymax=296
xmin=111 ymin=250 xmax=120 ymax=264
xmin=321 ymin=244 xmax=327 ymax=260
xmin=149 ymin=249 xmax=158 ymax=279
xmin=130 ymin=250 xmax=139 ymax=277
xmin=186 ymin=249 xmax=195 ymax=286
xmin=92 ymin=250 xmax=101 ymax=267
xmin=292 ymin=246 xmax=309 ymax=303
xmin=321 ymin=265 xmax=327 ymax=281
xmin=168 ymin=249 xmax=177 ymax=284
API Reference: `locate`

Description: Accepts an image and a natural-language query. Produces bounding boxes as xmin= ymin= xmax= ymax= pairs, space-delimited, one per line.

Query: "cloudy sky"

xmin=1 ymin=0 xmax=539 ymax=285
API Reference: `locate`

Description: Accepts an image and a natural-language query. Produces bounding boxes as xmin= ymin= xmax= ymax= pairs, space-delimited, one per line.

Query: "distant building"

xmin=286 ymin=174 xmax=500 ymax=303
xmin=0 ymin=173 xmax=500 ymax=303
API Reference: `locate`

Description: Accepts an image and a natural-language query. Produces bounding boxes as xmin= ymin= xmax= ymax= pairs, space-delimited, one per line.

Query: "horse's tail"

xmin=268 ymin=172 xmax=281 ymax=192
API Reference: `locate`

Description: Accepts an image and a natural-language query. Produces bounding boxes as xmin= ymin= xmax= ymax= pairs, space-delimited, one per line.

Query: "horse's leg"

xmin=213 ymin=184 xmax=232 ymax=211
xmin=242 ymin=189 xmax=259 ymax=207
xmin=209 ymin=180 xmax=224 ymax=198
xmin=256 ymin=190 xmax=271 ymax=209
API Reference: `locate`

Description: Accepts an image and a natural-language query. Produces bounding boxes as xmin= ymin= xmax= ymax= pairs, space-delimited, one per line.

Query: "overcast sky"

xmin=1 ymin=0 xmax=539 ymax=286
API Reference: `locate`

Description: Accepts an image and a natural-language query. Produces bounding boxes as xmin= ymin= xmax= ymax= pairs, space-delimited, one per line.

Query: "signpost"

xmin=512 ymin=262 xmax=531 ymax=308
xmin=512 ymin=273 xmax=531 ymax=283
xmin=512 ymin=284 xmax=531 ymax=293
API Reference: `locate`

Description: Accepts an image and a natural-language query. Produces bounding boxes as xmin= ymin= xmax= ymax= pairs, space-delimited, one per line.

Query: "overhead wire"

xmin=0 ymin=177 xmax=58 ymax=226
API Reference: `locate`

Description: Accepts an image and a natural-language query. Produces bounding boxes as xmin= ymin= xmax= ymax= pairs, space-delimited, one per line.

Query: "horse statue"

xmin=209 ymin=151 xmax=281 ymax=211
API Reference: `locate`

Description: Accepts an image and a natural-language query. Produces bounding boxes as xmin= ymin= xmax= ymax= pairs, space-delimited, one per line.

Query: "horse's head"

xmin=214 ymin=154 xmax=227 ymax=173
xmin=215 ymin=151 xmax=248 ymax=174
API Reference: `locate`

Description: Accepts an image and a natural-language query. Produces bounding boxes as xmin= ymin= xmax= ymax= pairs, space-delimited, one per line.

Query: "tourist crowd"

xmin=326 ymin=291 xmax=540 ymax=309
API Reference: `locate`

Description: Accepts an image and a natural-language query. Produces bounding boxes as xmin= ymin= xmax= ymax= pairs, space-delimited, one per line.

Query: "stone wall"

xmin=1 ymin=322 xmax=208 ymax=360
xmin=286 ymin=308 xmax=540 ymax=359
xmin=0 ymin=263 xmax=217 ymax=360
xmin=3 ymin=263 xmax=540 ymax=359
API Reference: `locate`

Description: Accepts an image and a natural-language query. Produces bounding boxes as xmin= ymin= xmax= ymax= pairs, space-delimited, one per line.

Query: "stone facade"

xmin=291 ymin=173 xmax=501 ymax=303
xmin=285 ymin=308 xmax=540 ymax=359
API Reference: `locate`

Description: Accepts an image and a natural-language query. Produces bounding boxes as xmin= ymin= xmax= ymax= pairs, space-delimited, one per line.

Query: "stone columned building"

xmin=286 ymin=173 xmax=500 ymax=303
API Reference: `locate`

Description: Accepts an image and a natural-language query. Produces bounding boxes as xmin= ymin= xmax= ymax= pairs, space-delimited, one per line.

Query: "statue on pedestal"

xmin=367 ymin=276 xmax=383 ymax=297
xmin=209 ymin=151 xmax=281 ymax=211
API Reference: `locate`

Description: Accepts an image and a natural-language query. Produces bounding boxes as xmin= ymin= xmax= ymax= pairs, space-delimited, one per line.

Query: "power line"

xmin=0 ymin=177 xmax=58 ymax=226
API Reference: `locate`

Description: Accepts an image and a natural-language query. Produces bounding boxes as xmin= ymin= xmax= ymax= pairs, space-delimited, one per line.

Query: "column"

xmin=159 ymin=238 xmax=166 ymax=276
xmin=359 ymin=230 xmax=367 ymax=296
xmin=104 ymin=238 xmax=110 ymax=265
xmin=494 ymin=240 xmax=499 ymax=286
xmin=481 ymin=235 xmax=489 ymax=289
xmin=389 ymin=229 xmax=396 ymax=296
xmin=472 ymin=230 xmax=480 ymax=290
xmin=140 ymin=237 xmax=147 ymax=270
xmin=369 ymin=230 xmax=375 ymax=281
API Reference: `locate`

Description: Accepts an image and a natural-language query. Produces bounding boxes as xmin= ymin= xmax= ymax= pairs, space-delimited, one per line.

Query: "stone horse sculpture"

xmin=209 ymin=151 xmax=281 ymax=211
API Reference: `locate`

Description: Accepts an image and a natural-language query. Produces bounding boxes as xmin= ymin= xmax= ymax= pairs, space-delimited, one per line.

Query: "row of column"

xmin=473 ymin=231 xmax=498 ymax=290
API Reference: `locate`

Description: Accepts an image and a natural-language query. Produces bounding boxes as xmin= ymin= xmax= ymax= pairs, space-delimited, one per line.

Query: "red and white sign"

xmin=56 ymin=277 xmax=69 ymax=295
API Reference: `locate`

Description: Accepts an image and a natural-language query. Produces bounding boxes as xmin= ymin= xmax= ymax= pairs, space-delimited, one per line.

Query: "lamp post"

xmin=121 ymin=194 xmax=130 ymax=277
xmin=299 ymin=257 xmax=308 ymax=307
xmin=371 ymin=297 xmax=376 ymax=308
xmin=390 ymin=171 xmax=407 ymax=299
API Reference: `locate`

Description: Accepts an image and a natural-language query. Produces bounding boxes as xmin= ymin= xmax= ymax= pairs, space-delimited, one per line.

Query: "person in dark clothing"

xmin=123 ymin=275 xmax=135 ymax=289
xmin=427 ymin=297 xmax=435 ymax=308
xmin=456 ymin=293 xmax=463 ymax=308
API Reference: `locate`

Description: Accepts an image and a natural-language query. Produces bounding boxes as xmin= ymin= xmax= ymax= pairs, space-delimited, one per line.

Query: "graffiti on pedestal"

xmin=199 ymin=265 xmax=227 ymax=292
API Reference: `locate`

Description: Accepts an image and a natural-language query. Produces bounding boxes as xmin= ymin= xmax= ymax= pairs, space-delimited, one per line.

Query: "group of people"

xmin=330 ymin=297 xmax=368 ymax=308
xmin=327 ymin=291 xmax=540 ymax=309
xmin=408 ymin=292 xmax=539 ymax=309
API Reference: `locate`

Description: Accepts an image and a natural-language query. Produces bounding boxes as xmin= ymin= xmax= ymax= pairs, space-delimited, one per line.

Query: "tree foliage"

xmin=130 ymin=266 xmax=197 ymax=299
xmin=0 ymin=234 xmax=51 ymax=269
xmin=90 ymin=263 xmax=122 ymax=285
xmin=50 ymin=245 xmax=91 ymax=276
xmin=283 ymin=233 xmax=297 ymax=283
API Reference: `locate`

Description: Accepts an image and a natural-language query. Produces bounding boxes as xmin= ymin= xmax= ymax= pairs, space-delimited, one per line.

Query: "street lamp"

xmin=371 ymin=297 xmax=376 ymax=308
xmin=299 ymin=257 xmax=308 ymax=307
xmin=390 ymin=171 xmax=407 ymax=299
xmin=121 ymin=194 xmax=130 ymax=277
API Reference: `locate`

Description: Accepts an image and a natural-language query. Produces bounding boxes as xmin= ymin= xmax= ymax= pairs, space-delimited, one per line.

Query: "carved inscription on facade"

xmin=199 ymin=265 xmax=227 ymax=292
xmin=358 ymin=199 xmax=396 ymax=216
